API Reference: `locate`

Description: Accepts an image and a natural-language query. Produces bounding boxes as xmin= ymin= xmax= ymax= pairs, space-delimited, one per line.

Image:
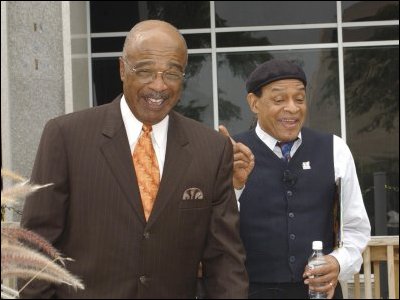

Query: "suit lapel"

xmin=146 ymin=111 xmax=191 ymax=228
xmin=100 ymin=97 xmax=146 ymax=224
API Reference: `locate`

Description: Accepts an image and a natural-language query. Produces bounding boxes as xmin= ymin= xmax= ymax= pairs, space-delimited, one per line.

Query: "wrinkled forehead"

xmin=135 ymin=30 xmax=185 ymax=52
xmin=125 ymin=28 xmax=187 ymax=66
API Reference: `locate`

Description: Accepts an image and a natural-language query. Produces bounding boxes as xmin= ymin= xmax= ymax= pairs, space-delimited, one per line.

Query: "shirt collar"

xmin=255 ymin=122 xmax=302 ymax=151
xmin=120 ymin=95 xmax=169 ymax=149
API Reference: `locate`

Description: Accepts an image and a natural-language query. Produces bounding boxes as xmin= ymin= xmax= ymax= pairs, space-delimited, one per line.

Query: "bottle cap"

xmin=312 ymin=241 xmax=323 ymax=250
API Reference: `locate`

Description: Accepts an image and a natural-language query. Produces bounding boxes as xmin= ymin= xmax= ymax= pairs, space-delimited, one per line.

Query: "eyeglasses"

xmin=121 ymin=57 xmax=185 ymax=85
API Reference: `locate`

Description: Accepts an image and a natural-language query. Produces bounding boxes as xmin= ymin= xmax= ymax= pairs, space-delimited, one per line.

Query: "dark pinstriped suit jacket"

xmin=19 ymin=96 xmax=248 ymax=299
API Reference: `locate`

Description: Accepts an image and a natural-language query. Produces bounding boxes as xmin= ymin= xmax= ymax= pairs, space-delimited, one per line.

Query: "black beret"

xmin=246 ymin=59 xmax=307 ymax=93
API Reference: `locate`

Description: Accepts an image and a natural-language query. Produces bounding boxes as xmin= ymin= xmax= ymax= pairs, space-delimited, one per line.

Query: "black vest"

xmin=235 ymin=127 xmax=335 ymax=283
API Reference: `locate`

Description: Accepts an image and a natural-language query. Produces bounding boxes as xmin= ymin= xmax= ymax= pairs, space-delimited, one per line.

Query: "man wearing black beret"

xmin=229 ymin=59 xmax=371 ymax=299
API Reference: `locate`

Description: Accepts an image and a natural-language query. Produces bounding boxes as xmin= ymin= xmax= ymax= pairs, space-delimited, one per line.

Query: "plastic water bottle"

xmin=308 ymin=241 xmax=327 ymax=299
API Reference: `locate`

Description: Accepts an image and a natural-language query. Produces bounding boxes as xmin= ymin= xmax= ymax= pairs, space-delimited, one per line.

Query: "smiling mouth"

xmin=146 ymin=97 xmax=165 ymax=106
xmin=280 ymin=118 xmax=298 ymax=127
xmin=141 ymin=93 xmax=170 ymax=109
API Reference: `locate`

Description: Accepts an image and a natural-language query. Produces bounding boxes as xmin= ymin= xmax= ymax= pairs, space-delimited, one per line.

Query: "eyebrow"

xmin=134 ymin=60 xmax=183 ymax=71
xmin=270 ymin=86 xmax=305 ymax=92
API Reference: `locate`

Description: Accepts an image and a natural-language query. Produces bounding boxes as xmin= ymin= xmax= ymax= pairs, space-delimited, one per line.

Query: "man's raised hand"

xmin=219 ymin=125 xmax=255 ymax=189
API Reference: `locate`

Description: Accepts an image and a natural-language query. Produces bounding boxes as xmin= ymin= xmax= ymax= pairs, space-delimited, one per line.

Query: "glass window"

xmin=91 ymin=34 xmax=210 ymax=54
xmin=215 ymin=1 xmax=337 ymax=27
xmin=175 ymin=54 xmax=213 ymax=128
xmin=343 ymin=26 xmax=399 ymax=42
xmin=92 ymin=57 xmax=122 ymax=106
xmin=85 ymin=0 xmax=399 ymax=240
xmin=217 ymin=49 xmax=340 ymax=136
xmin=91 ymin=1 xmax=210 ymax=32
xmin=344 ymin=46 xmax=399 ymax=235
xmin=144 ymin=1 xmax=210 ymax=29
xmin=91 ymin=2 xmax=140 ymax=33
xmin=183 ymin=34 xmax=211 ymax=49
xmin=92 ymin=37 xmax=125 ymax=53
xmin=217 ymin=29 xmax=337 ymax=48
xmin=342 ymin=1 xmax=399 ymax=22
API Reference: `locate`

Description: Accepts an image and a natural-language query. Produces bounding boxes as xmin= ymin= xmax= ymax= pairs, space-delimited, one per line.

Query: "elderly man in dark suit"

xmin=19 ymin=20 xmax=251 ymax=299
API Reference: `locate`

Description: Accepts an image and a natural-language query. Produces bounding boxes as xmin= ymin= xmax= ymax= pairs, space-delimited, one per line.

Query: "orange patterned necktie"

xmin=132 ymin=125 xmax=160 ymax=221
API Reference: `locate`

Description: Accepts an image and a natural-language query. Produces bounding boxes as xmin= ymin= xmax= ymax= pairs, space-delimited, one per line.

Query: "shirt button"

xmin=287 ymin=190 xmax=293 ymax=197
xmin=290 ymin=234 xmax=296 ymax=240
xmin=289 ymin=212 xmax=295 ymax=218
xmin=139 ymin=276 xmax=147 ymax=284
xmin=143 ymin=232 xmax=150 ymax=239
xmin=289 ymin=256 xmax=296 ymax=263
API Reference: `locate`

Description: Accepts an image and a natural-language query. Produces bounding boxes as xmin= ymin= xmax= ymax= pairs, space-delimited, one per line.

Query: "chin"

xmin=281 ymin=133 xmax=298 ymax=142
xmin=144 ymin=114 xmax=167 ymax=125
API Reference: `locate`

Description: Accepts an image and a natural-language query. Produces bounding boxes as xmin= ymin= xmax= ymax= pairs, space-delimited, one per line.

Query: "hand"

xmin=218 ymin=125 xmax=255 ymax=189
xmin=303 ymin=255 xmax=340 ymax=299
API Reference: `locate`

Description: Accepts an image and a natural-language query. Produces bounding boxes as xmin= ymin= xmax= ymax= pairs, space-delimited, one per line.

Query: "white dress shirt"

xmin=236 ymin=123 xmax=371 ymax=281
xmin=120 ymin=95 xmax=168 ymax=178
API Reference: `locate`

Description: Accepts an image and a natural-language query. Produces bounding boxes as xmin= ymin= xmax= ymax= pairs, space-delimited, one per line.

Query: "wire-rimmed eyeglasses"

xmin=121 ymin=57 xmax=185 ymax=85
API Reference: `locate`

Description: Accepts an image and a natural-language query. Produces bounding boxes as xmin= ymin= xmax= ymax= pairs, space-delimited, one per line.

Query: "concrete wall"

xmin=1 ymin=1 xmax=74 ymax=220
xmin=2 ymin=1 xmax=68 ymax=178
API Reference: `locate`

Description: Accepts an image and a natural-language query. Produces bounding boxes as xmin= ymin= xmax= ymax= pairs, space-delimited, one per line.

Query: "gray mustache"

xmin=143 ymin=92 xmax=169 ymax=101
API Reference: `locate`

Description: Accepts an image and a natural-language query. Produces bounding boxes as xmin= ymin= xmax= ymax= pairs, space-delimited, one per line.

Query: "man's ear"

xmin=247 ymin=93 xmax=259 ymax=114
xmin=119 ymin=58 xmax=125 ymax=81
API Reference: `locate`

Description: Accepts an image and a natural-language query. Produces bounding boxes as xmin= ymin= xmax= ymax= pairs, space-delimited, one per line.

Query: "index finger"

xmin=236 ymin=142 xmax=254 ymax=160
xmin=218 ymin=125 xmax=235 ymax=144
